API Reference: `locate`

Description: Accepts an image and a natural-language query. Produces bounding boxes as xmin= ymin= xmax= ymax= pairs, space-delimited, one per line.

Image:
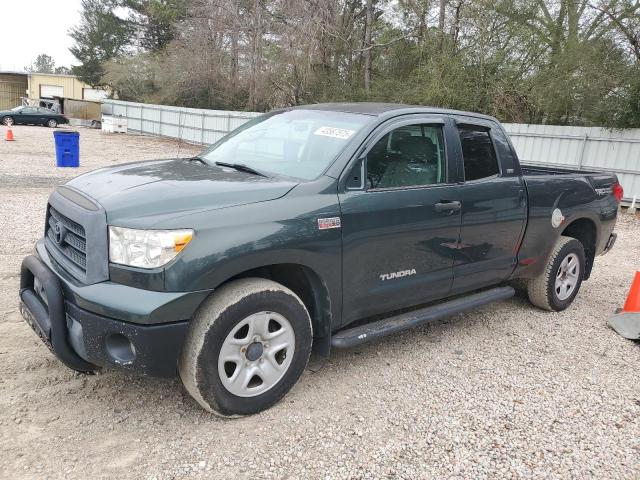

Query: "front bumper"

xmin=19 ymin=254 xmax=193 ymax=377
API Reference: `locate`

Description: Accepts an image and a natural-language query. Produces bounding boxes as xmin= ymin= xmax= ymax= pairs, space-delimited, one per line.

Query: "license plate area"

xmin=33 ymin=277 xmax=49 ymax=306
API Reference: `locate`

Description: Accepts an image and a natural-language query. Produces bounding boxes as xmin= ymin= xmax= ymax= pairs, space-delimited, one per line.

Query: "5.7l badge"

xmin=317 ymin=217 xmax=341 ymax=230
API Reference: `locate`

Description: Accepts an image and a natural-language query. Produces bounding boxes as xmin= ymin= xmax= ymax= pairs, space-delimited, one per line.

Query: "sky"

xmin=0 ymin=0 xmax=83 ymax=71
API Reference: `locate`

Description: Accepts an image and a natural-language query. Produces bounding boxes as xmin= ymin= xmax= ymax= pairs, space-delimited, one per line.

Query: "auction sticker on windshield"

xmin=314 ymin=126 xmax=355 ymax=140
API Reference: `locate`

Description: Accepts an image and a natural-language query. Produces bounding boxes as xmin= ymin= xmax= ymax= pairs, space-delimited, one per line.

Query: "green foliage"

xmin=69 ymin=0 xmax=640 ymax=127
xmin=117 ymin=0 xmax=187 ymax=51
xmin=70 ymin=0 xmax=185 ymax=86
xmin=25 ymin=54 xmax=56 ymax=74
xmin=70 ymin=0 xmax=134 ymax=86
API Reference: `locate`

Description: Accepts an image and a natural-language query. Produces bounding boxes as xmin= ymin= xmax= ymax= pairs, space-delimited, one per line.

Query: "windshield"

xmin=11 ymin=106 xmax=23 ymax=112
xmin=200 ymin=109 xmax=371 ymax=180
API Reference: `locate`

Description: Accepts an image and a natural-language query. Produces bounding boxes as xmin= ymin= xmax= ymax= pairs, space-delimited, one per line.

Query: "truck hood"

xmin=65 ymin=159 xmax=298 ymax=224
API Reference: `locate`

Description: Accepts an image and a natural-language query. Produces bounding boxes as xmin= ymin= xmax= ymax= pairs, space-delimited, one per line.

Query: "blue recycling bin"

xmin=53 ymin=130 xmax=80 ymax=167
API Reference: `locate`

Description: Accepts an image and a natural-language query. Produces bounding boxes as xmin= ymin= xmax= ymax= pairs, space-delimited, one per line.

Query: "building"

xmin=0 ymin=71 xmax=108 ymax=110
xmin=28 ymin=72 xmax=107 ymax=103
xmin=0 ymin=72 xmax=28 ymax=110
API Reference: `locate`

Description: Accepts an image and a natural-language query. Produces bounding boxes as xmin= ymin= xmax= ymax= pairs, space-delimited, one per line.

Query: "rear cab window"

xmin=458 ymin=126 xmax=500 ymax=181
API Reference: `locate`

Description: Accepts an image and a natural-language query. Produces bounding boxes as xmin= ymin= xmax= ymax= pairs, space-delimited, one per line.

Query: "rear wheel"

xmin=179 ymin=278 xmax=312 ymax=416
xmin=2 ymin=116 xmax=14 ymax=126
xmin=527 ymin=236 xmax=585 ymax=311
xmin=46 ymin=118 xmax=58 ymax=128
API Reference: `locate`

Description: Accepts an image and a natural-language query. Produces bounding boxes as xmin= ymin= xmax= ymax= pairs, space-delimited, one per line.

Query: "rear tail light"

xmin=612 ymin=181 xmax=624 ymax=203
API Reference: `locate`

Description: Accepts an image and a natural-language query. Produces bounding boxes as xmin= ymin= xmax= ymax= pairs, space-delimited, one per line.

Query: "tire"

xmin=46 ymin=118 xmax=58 ymax=128
xmin=2 ymin=116 xmax=14 ymax=126
xmin=527 ymin=236 xmax=586 ymax=311
xmin=179 ymin=278 xmax=313 ymax=416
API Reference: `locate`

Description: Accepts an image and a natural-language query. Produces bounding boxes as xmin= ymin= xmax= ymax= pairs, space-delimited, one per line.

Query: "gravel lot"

xmin=1 ymin=125 xmax=639 ymax=479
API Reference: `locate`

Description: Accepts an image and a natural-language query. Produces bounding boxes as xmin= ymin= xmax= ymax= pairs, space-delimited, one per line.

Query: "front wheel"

xmin=179 ymin=278 xmax=312 ymax=416
xmin=46 ymin=118 xmax=58 ymax=128
xmin=2 ymin=116 xmax=14 ymax=126
xmin=527 ymin=236 xmax=585 ymax=311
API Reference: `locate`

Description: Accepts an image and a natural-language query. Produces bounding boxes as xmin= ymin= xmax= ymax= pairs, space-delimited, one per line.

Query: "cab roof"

xmin=294 ymin=102 xmax=498 ymax=123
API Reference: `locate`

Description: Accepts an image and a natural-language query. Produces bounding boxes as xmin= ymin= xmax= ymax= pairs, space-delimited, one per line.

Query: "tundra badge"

xmin=380 ymin=269 xmax=417 ymax=281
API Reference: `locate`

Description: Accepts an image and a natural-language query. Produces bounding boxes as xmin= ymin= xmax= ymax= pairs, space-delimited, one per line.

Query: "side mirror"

xmin=346 ymin=156 xmax=365 ymax=190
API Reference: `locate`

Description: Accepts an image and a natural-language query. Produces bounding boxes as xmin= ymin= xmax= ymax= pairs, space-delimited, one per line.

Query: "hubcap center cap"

xmin=245 ymin=342 xmax=264 ymax=361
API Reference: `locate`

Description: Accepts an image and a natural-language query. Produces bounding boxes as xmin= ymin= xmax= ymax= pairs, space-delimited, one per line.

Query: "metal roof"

xmin=0 ymin=71 xmax=77 ymax=79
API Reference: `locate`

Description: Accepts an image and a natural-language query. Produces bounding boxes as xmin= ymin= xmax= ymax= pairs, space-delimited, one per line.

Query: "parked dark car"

xmin=18 ymin=103 xmax=621 ymax=416
xmin=1 ymin=105 xmax=68 ymax=128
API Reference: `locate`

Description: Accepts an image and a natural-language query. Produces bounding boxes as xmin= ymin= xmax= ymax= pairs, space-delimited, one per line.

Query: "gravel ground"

xmin=1 ymin=125 xmax=639 ymax=479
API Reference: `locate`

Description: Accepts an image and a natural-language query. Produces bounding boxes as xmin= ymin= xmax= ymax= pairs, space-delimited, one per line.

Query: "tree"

xmin=54 ymin=66 xmax=72 ymax=75
xmin=25 ymin=54 xmax=56 ymax=73
xmin=69 ymin=0 xmax=134 ymax=86
xmin=120 ymin=0 xmax=187 ymax=51
xmin=72 ymin=0 xmax=640 ymax=127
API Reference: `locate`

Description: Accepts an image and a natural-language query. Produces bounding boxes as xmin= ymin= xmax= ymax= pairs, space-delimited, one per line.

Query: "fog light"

xmin=105 ymin=333 xmax=136 ymax=364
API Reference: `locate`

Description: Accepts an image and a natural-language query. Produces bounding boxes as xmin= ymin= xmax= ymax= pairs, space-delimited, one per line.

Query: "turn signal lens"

xmin=174 ymin=232 xmax=193 ymax=252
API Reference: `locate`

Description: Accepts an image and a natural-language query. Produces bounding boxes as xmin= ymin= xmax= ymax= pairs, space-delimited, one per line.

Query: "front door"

xmin=339 ymin=118 xmax=461 ymax=326
xmin=19 ymin=107 xmax=38 ymax=125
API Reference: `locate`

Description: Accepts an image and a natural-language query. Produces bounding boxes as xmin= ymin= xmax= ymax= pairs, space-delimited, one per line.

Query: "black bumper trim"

xmin=20 ymin=254 xmax=190 ymax=378
xmin=66 ymin=302 xmax=189 ymax=377
xmin=20 ymin=255 xmax=96 ymax=372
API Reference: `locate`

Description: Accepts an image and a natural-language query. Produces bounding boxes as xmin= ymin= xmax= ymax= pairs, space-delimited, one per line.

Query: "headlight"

xmin=109 ymin=226 xmax=193 ymax=268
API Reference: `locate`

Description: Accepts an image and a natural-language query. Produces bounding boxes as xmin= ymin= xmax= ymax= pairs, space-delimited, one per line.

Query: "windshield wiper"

xmin=214 ymin=161 xmax=269 ymax=178
xmin=188 ymin=155 xmax=207 ymax=164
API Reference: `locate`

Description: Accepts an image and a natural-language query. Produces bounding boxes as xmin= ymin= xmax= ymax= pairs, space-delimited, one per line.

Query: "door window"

xmin=21 ymin=107 xmax=36 ymax=114
xmin=366 ymin=124 xmax=446 ymax=189
xmin=459 ymin=127 xmax=500 ymax=181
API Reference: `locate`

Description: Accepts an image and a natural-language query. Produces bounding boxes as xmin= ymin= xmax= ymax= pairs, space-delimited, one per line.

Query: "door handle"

xmin=434 ymin=201 xmax=461 ymax=213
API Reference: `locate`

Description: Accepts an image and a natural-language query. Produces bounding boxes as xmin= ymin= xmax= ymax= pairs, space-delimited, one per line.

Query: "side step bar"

xmin=331 ymin=286 xmax=515 ymax=348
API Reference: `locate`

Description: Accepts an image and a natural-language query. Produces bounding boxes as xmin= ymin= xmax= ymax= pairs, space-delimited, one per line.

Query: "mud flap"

xmin=608 ymin=312 xmax=640 ymax=340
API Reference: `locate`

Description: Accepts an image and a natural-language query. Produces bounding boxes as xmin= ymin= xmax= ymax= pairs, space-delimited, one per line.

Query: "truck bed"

xmin=521 ymin=164 xmax=598 ymax=176
xmin=520 ymin=163 xmax=618 ymax=192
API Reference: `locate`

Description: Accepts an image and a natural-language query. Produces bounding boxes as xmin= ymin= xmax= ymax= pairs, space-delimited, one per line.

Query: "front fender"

xmin=162 ymin=187 xmax=343 ymax=326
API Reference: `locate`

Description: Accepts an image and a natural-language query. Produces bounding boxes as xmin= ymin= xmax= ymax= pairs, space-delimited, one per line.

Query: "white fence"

xmin=101 ymin=100 xmax=640 ymax=202
xmin=503 ymin=123 xmax=640 ymax=203
xmin=101 ymin=99 xmax=260 ymax=145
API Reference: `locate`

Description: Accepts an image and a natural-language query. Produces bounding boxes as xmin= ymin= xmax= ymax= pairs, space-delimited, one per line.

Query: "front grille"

xmin=46 ymin=205 xmax=87 ymax=272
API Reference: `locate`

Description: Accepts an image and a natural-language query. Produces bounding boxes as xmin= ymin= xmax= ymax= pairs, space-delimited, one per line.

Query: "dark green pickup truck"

xmin=19 ymin=103 xmax=621 ymax=416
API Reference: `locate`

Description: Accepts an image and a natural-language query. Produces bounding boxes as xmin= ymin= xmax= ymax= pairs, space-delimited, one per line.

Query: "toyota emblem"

xmin=53 ymin=221 xmax=67 ymax=245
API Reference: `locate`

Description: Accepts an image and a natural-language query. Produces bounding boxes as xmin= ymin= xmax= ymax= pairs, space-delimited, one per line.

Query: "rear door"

xmin=36 ymin=108 xmax=50 ymax=125
xmin=450 ymin=120 xmax=526 ymax=294
xmin=339 ymin=116 xmax=461 ymax=326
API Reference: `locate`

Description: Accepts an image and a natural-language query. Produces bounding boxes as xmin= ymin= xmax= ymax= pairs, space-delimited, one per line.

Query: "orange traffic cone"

xmin=5 ymin=127 xmax=14 ymax=141
xmin=622 ymin=272 xmax=640 ymax=312
xmin=608 ymin=271 xmax=640 ymax=339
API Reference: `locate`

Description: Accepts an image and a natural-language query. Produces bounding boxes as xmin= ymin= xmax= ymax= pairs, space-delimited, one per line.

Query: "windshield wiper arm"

xmin=188 ymin=155 xmax=207 ymax=164
xmin=214 ymin=161 xmax=269 ymax=178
